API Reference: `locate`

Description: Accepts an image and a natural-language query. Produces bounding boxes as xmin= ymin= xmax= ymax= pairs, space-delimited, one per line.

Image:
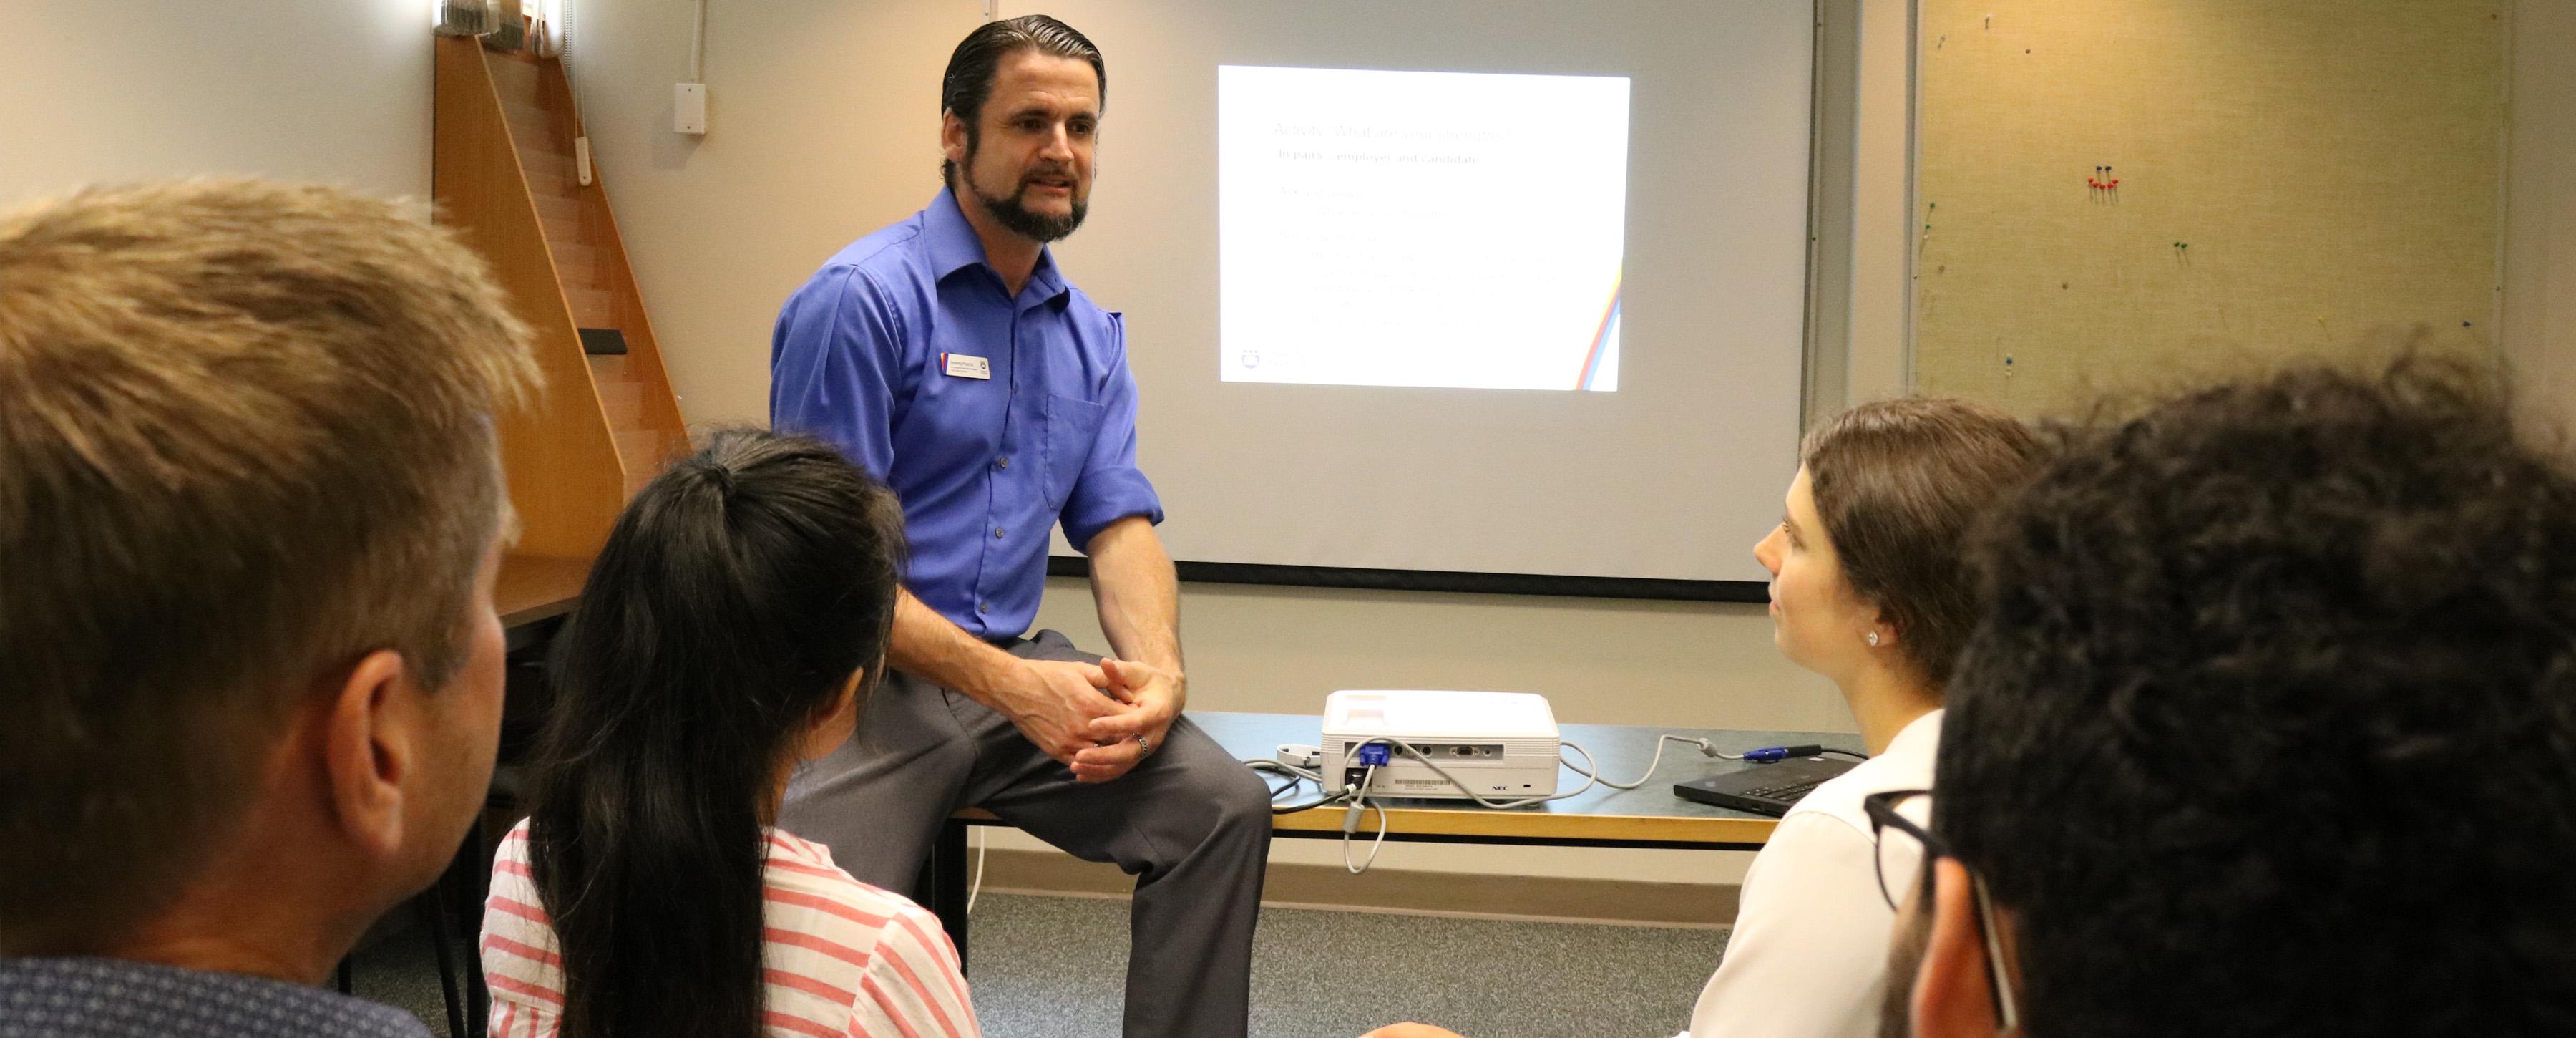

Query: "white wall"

xmin=569 ymin=0 xmax=1920 ymax=886
xmin=0 ymin=0 xmax=432 ymax=212
xmin=2505 ymin=0 xmax=2576 ymax=435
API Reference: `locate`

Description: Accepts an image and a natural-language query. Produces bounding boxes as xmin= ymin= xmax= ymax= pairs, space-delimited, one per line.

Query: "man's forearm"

xmin=889 ymin=588 xmax=1027 ymax=711
xmin=1085 ymin=516 xmax=1183 ymax=674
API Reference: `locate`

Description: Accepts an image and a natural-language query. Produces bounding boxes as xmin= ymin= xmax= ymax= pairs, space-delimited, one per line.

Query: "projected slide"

xmin=1218 ymin=66 xmax=1630 ymax=392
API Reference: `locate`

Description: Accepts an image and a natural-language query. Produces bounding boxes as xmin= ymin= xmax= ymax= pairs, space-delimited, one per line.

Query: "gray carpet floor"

xmin=356 ymin=893 xmax=1729 ymax=1038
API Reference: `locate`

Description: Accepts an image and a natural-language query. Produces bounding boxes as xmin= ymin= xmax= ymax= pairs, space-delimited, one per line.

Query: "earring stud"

xmin=1866 ymin=631 xmax=1880 ymax=647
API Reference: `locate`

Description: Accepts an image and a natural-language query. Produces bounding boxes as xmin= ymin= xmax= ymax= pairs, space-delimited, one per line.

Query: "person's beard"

xmin=1878 ymin=889 xmax=1935 ymax=1038
xmin=964 ymin=140 xmax=1087 ymax=243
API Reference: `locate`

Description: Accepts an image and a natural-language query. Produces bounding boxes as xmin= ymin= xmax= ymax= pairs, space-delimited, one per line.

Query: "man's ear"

xmin=319 ymin=649 xmax=414 ymax=860
xmin=1911 ymin=858 xmax=2006 ymax=1038
xmin=941 ymin=110 xmax=970 ymax=168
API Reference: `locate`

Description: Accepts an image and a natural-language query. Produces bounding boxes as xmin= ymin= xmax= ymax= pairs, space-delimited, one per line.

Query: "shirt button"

xmin=994 ymin=526 xmax=1007 ymax=538
xmin=996 ymin=456 xmax=1011 ymax=470
xmin=976 ymin=601 xmax=990 ymax=613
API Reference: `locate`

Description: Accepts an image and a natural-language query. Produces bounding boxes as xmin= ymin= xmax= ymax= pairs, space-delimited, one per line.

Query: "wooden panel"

xmin=1913 ymin=1 xmax=2504 ymax=417
xmin=974 ymin=849 xmax=1741 ymax=926
xmin=957 ymin=711 xmax=1827 ymax=849
xmin=433 ymin=34 xmax=624 ymax=565
xmin=956 ymin=802 xmax=1772 ymax=845
xmin=496 ymin=552 xmax=590 ymax=627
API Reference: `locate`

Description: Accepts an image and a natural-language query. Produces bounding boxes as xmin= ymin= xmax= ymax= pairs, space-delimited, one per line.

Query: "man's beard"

xmin=1877 ymin=890 xmax=1935 ymax=1038
xmin=967 ymin=152 xmax=1087 ymax=242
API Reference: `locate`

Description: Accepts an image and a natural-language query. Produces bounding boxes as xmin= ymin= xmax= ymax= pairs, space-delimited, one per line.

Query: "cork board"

xmin=1913 ymin=1 xmax=2505 ymax=417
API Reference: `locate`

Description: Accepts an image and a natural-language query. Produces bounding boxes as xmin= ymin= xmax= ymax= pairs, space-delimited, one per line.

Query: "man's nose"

xmin=1040 ymin=125 xmax=1076 ymax=162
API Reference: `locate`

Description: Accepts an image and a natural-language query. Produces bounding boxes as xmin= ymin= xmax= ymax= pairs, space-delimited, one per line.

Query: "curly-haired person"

xmin=1880 ymin=361 xmax=2576 ymax=1038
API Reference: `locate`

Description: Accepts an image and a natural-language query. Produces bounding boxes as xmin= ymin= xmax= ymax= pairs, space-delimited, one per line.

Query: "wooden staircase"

xmin=434 ymin=34 xmax=689 ymax=623
xmin=482 ymin=47 xmax=687 ymax=498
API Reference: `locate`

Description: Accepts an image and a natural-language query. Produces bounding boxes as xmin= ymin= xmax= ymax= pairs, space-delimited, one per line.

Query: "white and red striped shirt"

xmin=480 ymin=820 xmax=980 ymax=1038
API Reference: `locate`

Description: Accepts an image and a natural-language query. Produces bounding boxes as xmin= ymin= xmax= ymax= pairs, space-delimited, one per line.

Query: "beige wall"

xmin=1913 ymin=1 xmax=2503 ymax=418
xmin=0 ymin=0 xmax=431 ymax=212
xmin=2505 ymin=0 xmax=2576 ymax=435
xmin=568 ymin=0 xmax=1917 ymax=886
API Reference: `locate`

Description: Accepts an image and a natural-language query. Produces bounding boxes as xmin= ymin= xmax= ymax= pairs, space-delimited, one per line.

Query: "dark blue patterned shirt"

xmin=0 ymin=957 xmax=430 ymax=1038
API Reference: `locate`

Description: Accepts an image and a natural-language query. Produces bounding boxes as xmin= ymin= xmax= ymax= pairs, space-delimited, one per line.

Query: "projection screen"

xmin=1028 ymin=0 xmax=1815 ymax=589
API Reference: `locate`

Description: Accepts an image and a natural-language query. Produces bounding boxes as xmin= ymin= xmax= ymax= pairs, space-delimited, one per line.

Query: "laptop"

xmin=1671 ymin=756 xmax=1859 ymax=816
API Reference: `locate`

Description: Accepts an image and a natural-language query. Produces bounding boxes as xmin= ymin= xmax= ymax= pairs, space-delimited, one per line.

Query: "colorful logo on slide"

xmin=1577 ymin=273 xmax=1621 ymax=392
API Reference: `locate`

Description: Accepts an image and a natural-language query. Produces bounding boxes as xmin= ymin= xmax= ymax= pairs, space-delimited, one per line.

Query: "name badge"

xmin=942 ymin=352 xmax=992 ymax=379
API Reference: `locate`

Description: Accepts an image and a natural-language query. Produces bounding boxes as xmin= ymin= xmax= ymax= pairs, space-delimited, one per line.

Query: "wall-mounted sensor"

xmin=675 ymin=83 xmax=708 ymax=135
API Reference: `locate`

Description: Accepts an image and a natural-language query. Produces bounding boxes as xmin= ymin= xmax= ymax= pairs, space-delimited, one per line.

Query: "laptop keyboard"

xmin=1743 ymin=780 xmax=1823 ymax=801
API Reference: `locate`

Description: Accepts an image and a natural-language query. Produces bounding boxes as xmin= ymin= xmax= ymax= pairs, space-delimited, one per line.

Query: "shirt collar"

xmin=1885 ymin=708 xmax=1943 ymax=762
xmin=0 ymin=956 xmax=432 ymax=1037
xmin=924 ymin=187 xmax=1070 ymax=306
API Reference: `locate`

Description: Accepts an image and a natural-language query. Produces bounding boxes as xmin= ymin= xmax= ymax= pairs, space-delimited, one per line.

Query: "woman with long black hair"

xmin=479 ymin=429 xmax=979 ymax=1038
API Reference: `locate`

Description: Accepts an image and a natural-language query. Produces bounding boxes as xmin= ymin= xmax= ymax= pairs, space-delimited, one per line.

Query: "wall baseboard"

xmin=972 ymin=849 xmax=1740 ymax=929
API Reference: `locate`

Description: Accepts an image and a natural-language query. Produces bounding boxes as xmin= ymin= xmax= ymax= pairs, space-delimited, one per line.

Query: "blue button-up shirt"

xmin=0 ymin=957 xmax=432 ymax=1038
xmin=772 ymin=189 xmax=1162 ymax=640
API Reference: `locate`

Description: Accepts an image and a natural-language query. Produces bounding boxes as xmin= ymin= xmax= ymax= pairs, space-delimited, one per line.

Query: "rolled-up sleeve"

xmin=1058 ymin=312 xmax=1163 ymax=550
xmin=771 ymin=267 xmax=904 ymax=480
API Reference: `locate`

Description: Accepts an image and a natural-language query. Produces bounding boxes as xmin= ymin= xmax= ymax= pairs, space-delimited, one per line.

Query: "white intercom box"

xmin=1321 ymin=690 xmax=1562 ymax=800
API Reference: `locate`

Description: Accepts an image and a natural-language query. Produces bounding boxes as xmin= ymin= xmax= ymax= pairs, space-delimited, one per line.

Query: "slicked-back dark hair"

xmin=525 ymin=428 xmax=906 ymax=1038
xmin=939 ymin=14 xmax=1105 ymax=185
xmin=1936 ymin=359 xmax=2576 ymax=1037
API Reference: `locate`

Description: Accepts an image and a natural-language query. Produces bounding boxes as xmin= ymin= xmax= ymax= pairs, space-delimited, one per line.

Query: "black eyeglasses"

xmin=1862 ymin=789 xmax=1942 ymax=911
xmin=1861 ymin=788 xmax=2022 ymax=1032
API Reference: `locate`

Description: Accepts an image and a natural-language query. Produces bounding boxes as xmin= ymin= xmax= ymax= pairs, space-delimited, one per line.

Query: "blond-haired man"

xmin=0 ymin=180 xmax=538 ymax=1037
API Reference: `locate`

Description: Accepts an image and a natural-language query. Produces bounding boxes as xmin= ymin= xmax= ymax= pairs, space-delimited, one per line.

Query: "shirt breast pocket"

xmin=1040 ymin=392 xmax=1106 ymax=511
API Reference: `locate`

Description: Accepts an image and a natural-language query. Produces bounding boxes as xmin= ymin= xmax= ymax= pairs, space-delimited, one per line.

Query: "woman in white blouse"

xmin=1370 ymin=398 xmax=2043 ymax=1038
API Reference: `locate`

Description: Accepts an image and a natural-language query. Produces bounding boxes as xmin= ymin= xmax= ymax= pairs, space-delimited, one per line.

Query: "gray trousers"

xmin=779 ymin=630 xmax=1273 ymax=1038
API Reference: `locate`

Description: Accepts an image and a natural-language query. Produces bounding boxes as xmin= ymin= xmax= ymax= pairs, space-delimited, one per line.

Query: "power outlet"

xmin=674 ymin=82 xmax=708 ymax=135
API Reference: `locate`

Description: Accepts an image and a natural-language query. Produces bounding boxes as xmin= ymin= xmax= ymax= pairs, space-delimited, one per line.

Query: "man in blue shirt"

xmin=771 ymin=17 xmax=1270 ymax=1038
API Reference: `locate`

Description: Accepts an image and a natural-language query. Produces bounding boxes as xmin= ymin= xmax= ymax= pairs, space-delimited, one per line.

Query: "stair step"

xmin=531 ymin=193 xmax=580 ymax=238
xmin=504 ymin=100 xmax=557 ymax=150
xmin=566 ymin=286 xmax=615 ymax=327
xmin=518 ymin=148 xmax=573 ymax=185
xmin=549 ymin=239 xmax=597 ymax=271
xmin=540 ymin=209 xmax=582 ymax=247
xmin=595 ymin=377 xmax=645 ymax=430
xmin=487 ymin=55 xmax=540 ymax=106
xmin=551 ymin=243 xmax=605 ymax=289
xmin=587 ymin=353 xmax=630 ymax=382
xmin=615 ymin=429 xmax=673 ymax=483
xmin=527 ymin=168 xmax=581 ymax=204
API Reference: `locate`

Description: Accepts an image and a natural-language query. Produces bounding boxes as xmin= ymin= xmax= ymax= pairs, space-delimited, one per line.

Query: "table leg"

xmin=923 ymin=818 xmax=970 ymax=974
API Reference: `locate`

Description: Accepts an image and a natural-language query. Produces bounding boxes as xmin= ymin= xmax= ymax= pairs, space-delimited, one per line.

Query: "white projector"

xmin=1321 ymin=690 xmax=1563 ymax=800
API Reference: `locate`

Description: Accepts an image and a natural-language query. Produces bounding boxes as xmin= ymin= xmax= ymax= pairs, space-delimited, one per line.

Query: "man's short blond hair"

xmin=0 ymin=180 xmax=541 ymax=951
